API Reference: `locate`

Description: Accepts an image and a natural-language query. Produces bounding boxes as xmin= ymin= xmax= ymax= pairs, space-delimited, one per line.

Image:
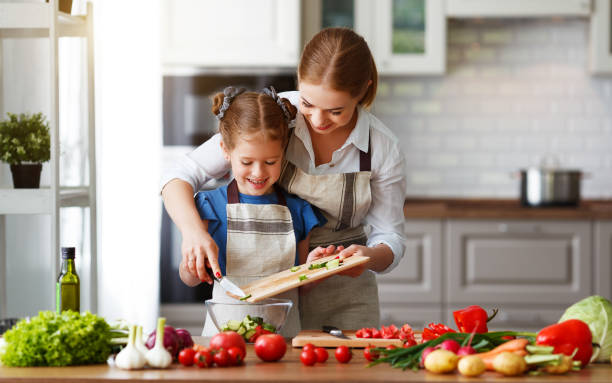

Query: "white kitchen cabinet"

xmin=376 ymin=220 xmax=442 ymax=304
xmin=594 ymin=221 xmax=612 ymax=298
xmin=446 ymin=220 xmax=592 ymax=305
xmin=161 ymin=0 xmax=300 ymax=68
xmin=590 ymin=0 xmax=612 ymax=73
xmin=302 ymin=0 xmax=446 ymax=75
xmin=0 ymin=1 xmax=97 ymax=316
xmin=446 ymin=0 xmax=592 ymax=18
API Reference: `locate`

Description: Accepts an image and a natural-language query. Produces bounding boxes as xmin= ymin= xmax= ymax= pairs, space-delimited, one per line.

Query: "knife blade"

xmin=208 ymin=268 xmax=247 ymax=299
xmin=322 ymin=325 xmax=350 ymax=339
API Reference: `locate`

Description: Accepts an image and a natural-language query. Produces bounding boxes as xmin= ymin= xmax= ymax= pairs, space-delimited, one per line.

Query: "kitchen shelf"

xmin=0 ymin=1 xmax=97 ymax=318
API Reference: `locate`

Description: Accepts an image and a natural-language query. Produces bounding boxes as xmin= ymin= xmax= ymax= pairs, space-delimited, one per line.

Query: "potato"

xmin=492 ymin=352 xmax=527 ymax=376
xmin=458 ymin=355 xmax=486 ymax=377
xmin=545 ymin=355 xmax=572 ymax=375
xmin=424 ymin=349 xmax=459 ymax=374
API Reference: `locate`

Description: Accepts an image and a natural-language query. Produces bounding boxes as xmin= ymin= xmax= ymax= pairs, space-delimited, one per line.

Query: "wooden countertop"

xmin=404 ymin=198 xmax=612 ymax=220
xmin=1 ymin=338 xmax=611 ymax=382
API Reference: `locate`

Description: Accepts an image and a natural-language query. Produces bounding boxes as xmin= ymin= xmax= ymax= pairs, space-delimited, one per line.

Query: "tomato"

xmin=421 ymin=323 xmax=456 ymax=342
xmin=334 ymin=345 xmax=352 ymax=363
xmin=300 ymin=350 xmax=317 ymax=366
xmin=381 ymin=325 xmax=399 ymax=339
xmin=363 ymin=345 xmax=379 ymax=362
xmin=248 ymin=325 xmax=274 ymax=343
xmin=302 ymin=343 xmax=316 ymax=353
xmin=385 ymin=344 xmax=397 ymax=351
xmin=227 ymin=346 xmax=245 ymax=366
xmin=194 ymin=348 xmax=213 ymax=368
xmin=210 ymin=331 xmax=247 ymax=354
xmin=403 ymin=338 xmax=417 ymax=348
xmin=314 ymin=347 xmax=328 ymax=363
xmin=178 ymin=347 xmax=196 ymax=366
xmin=213 ymin=348 xmax=231 ymax=367
xmin=254 ymin=334 xmax=287 ymax=362
xmin=371 ymin=328 xmax=381 ymax=338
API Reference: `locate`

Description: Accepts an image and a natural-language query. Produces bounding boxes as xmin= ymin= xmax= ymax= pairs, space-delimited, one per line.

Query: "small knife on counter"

xmin=322 ymin=325 xmax=350 ymax=339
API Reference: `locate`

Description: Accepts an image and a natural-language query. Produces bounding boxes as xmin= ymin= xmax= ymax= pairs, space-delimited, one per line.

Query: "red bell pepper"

xmin=453 ymin=305 xmax=498 ymax=333
xmin=536 ymin=319 xmax=593 ymax=367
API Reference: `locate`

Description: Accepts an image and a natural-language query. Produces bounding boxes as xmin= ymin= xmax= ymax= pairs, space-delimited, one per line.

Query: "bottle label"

xmin=56 ymin=282 xmax=60 ymax=313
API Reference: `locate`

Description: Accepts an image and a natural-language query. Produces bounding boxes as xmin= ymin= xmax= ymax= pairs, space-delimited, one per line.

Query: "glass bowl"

xmin=205 ymin=298 xmax=292 ymax=335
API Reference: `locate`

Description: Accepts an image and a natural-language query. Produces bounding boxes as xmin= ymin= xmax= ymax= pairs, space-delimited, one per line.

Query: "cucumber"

xmin=290 ymin=266 xmax=300 ymax=272
xmin=244 ymin=329 xmax=256 ymax=340
xmin=236 ymin=325 xmax=246 ymax=335
xmin=226 ymin=320 xmax=242 ymax=331
xmin=262 ymin=323 xmax=276 ymax=333
xmin=326 ymin=259 xmax=340 ymax=270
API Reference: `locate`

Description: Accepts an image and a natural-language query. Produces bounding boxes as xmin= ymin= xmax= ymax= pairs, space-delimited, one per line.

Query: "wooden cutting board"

xmin=291 ymin=330 xmax=423 ymax=348
xmin=227 ymin=254 xmax=369 ymax=302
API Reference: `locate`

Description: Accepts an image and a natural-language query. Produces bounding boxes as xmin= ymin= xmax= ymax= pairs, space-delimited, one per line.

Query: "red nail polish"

xmin=335 ymin=256 xmax=340 ymax=259
xmin=215 ymin=272 xmax=221 ymax=278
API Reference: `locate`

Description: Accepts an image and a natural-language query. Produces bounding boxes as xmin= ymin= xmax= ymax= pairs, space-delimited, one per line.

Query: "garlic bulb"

xmin=135 ymin=325 xmax=149 ymax=356
xmin=114 ymin=325 xmax=146 ymax=370
xmin=145 ymin=317 xmax=172 ymax=368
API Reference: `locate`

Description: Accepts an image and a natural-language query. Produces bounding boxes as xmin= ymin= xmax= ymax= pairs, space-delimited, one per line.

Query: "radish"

xmin=457 ymin=346 xmax=476 ymax=356
xmin=439 ymin=339 xmax=460 ymax=354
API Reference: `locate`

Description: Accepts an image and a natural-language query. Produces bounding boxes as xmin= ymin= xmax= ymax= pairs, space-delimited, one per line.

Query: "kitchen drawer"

xmin=379 ymin=304 xmax=443 ymax=328
xmin=594 ymin=221 xmax=612 ymax=299
xmin=446 ymin=305 xmax=565 ymax=333
xmin=376 ymin=220 xmax=442 ymax=304
xmin=446 ymin=220 xmax=592 ymax=305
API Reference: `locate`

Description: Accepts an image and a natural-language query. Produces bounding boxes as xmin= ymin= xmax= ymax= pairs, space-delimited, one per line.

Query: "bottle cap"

xmin=61 ymin=247 xmax=75 ymax=259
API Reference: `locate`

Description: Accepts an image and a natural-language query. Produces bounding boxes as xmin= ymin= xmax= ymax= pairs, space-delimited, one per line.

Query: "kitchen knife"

xmin=208 ymin=269 xmax=247 ymax=299
xmin=322 ymin=325 xmax=350 ymax=339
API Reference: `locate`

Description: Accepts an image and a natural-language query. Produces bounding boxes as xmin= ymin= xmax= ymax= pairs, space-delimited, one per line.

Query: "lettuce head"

xmin=559 ymin=295 xmax=612 ymax=362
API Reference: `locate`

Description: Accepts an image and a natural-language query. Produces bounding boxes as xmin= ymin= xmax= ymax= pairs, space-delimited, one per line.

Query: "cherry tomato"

xmin=177 ymin=347 xmax=195 ymax=366
xmin=254 ymin=334 xmax=287 ymax=362
xmin=194 ymin=348 xmax=213 ymax=368
xmin=210 ymin=331 xmax=246 ymax=354
xmin=227 ymin=346 xmax=246 ymax=365
xmin=403 ymin=338 xmax=417 ymax=348
xmin=334 ymin=345 xmax=352 ymax=363
xmin=363 ymin=345 xmax=379 ymax=362
xmin=314 ymin=347 xmax=328 ymax=363
xmin=300 ymin=350 xmax=317 ymax=366
xmin=302 ymin=343 xmax=316 ymax=353
xmin=213 ymin=348 xmax=231 ymax=367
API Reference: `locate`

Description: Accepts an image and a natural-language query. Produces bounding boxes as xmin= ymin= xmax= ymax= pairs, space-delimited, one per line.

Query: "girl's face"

xmin=298 ymin=81 xmax=361 ymax=136
xmin=221 ymin=133 xmax=283 ymax=196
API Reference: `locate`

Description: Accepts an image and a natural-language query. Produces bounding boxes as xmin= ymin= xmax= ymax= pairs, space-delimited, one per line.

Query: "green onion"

xmin=239 ymin=294 xmax=252 ymax=301
xmin=290 ymin=266 xmax=300 ymax=272
xmin=299 ymin=275 xmax=308 ymax=281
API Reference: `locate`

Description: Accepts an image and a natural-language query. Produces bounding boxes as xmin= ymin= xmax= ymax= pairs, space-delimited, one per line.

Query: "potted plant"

xmin=0 ymin=112 xmax=51 ymax=188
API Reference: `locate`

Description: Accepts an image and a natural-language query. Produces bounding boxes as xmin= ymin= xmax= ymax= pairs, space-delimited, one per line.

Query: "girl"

xmin=162 ymin=28 xmax=407 ymax=330
xmin=179 ymin=87 xmax=325 ymax=337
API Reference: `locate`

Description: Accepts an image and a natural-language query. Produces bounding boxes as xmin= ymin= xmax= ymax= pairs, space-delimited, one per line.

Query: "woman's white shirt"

xmin=160 ymin=91 xmax=407 ymax=274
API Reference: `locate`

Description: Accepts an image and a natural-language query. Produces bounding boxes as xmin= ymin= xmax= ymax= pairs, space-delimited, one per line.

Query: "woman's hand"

xmin=181 ymin=224 xmax=221 ymax=285
xmin=300 ymin=245 xmax=345 ymax=294
xmin=336 ymin=244 xmax=369 ymax=277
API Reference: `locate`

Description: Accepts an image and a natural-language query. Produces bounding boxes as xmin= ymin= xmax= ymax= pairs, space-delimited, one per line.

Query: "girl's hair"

xmin=298 ymin=28 xmax=378 ymax=108
xmin=211 ymin=89 xmax=297 ymax=150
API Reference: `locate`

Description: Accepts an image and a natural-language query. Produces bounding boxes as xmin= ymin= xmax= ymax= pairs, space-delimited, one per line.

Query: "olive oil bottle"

xmin=56 ymin=247 xmax=80 ymax=313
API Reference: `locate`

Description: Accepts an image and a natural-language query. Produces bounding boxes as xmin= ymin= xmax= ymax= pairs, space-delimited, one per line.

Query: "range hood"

xmin=446 ymin=0 xmax=591 ymax=18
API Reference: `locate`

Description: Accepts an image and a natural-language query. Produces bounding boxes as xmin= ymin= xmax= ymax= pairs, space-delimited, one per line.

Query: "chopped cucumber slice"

xmin=226 ymin=320 xmax=242 ymax=331
xmin=239 ymin=294 xmax=251 ymax=301
xmin=236 ymin=325 xmax=246 ymax=335
xmin=326 ymin=259 xmax=340 ymax=270
xmin=299 ymin=275 xmax=308 ymax=281
xmin=262 ymin=323 xmax=276 ymax=333
xmin=290 ymin=266 xmax=300 ymax=272
xmin=244 ymin=329 xmax=256 ymax=340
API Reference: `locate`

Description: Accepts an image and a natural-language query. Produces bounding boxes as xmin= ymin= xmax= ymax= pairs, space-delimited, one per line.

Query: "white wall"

xmin=375 ymin=18 xmax=612 ymax=198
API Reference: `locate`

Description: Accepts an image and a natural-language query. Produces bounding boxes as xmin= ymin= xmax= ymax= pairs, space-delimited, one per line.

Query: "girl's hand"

xmin=337 ymin=244 xmax=370 ymax=277
xmin=181 ymin=226 xmax=221 ymax=284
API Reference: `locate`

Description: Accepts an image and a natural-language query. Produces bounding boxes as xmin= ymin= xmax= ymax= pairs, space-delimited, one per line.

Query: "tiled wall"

xmin=374 ymin=18 xmax=612 ymax=198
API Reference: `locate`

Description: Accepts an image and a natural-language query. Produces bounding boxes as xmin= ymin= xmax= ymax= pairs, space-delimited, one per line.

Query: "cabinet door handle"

xmin=498 ymin=223 xmax=541 ymax=233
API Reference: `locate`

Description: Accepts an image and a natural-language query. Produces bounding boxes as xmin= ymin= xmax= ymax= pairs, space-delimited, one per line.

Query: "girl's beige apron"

xmin=278 ymin=132 xmax=380 ymax=330
xmin=202 ymin=180 xmax=300 ymax=337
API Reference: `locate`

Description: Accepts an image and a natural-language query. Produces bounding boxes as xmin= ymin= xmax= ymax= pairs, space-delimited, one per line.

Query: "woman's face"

xmin=221 ymin=134 xmax=283 ymax=196
xmin=298 ymin=81 xmax=361 ymax=136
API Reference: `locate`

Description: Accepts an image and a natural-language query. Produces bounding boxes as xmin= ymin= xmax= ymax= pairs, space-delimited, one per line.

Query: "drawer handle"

xmin=498 ymin=223 xmax=541 ymax=233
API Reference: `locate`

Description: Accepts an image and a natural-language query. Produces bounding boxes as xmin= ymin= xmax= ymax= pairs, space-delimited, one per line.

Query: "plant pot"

xmin=10 ymin=164 xmax=43 ymax=189
xmin=45 ymin=0 xmax=73 ymax=14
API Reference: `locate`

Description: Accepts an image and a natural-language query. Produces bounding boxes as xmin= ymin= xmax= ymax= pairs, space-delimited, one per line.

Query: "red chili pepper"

xmin=421 ymin=323 xmax=456 ymax=342
xmin=453 ymin=305 xmax=498 ymax=333
xmin=536 ymin=319 xmax=593 ymax=367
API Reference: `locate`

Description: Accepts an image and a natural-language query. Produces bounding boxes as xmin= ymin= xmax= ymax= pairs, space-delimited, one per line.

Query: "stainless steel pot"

xmin=519 ymin=168 xmax=582 ymax=207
